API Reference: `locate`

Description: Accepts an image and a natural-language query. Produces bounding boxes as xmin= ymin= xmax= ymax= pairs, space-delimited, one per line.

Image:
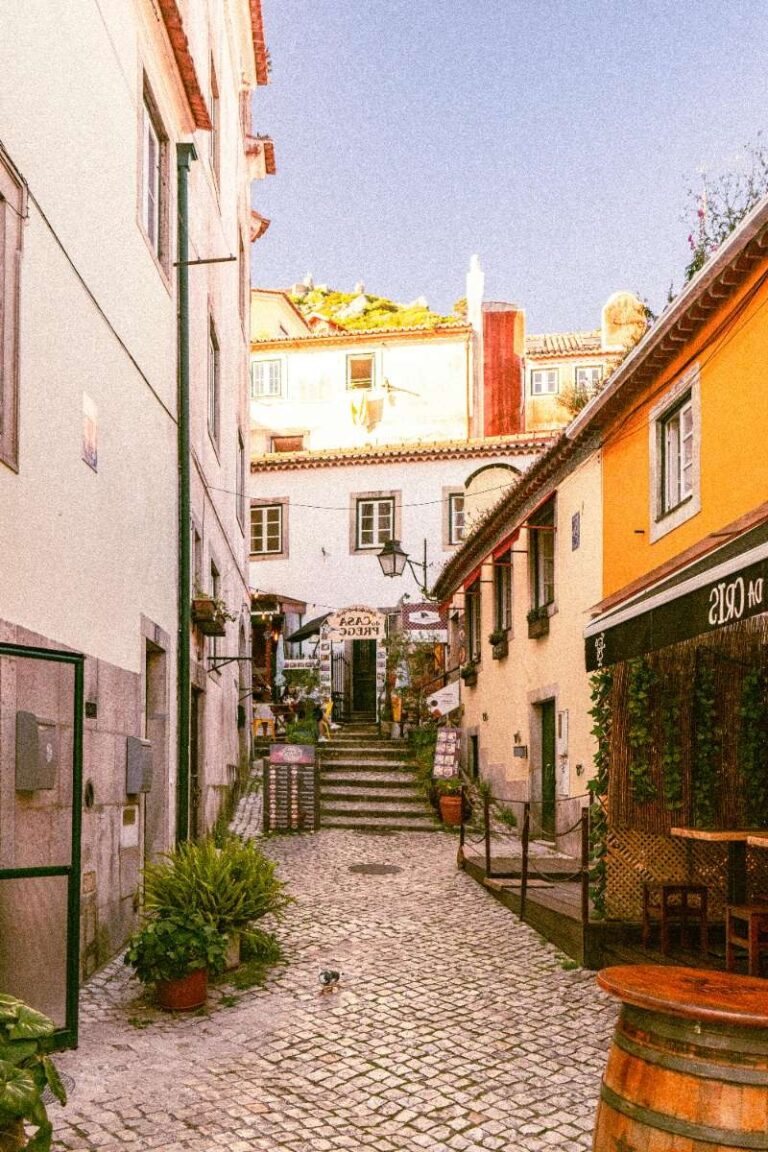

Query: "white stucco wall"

xmin=250 ymin=330 xmax=474 ymax=452
xmin=249 ymin=449 xmax=541 ymax=617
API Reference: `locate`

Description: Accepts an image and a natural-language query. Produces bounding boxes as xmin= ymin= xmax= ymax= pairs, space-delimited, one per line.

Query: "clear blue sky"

xmin=250 ymin=1 xmax=767 ymax=332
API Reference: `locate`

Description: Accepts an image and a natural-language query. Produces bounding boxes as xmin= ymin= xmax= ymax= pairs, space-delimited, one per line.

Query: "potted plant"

xmin=435 ymin=776 xmax=464 ymax=826
xmin=191 ymin=593 xmax=237 ymax=636
xmin=124 ymin=909 xmax=227 ymax=1010
xmin=527 ymin=605 xmax=550 ymax=639
xmin=488 ymin=628 xmax=508 ymax=659
xmin=0 ymin=994 xmax=67 ymax=1152
xmin=460 ymin=662 xmax=478 ymax=687
xmin=140 ymin=835 xmax=292 ymax=971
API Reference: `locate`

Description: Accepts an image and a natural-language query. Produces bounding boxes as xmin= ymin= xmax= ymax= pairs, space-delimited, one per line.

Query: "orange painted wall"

xmin=602 ymin=264 xmax=768 ymax=597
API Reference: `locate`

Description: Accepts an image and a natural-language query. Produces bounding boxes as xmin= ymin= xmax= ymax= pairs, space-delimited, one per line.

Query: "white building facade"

xmin=0 ymin=0 xmax=271 ymax=1034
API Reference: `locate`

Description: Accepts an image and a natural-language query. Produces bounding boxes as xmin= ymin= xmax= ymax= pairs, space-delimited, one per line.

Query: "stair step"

xmin=322 ymin=797 xmax=425 ymax=813
xmin=322 ymin=787 xmax=423 ymax=802
xmin=320 ymin=758 xmax=416 ymax=770
xmin=321 ymin=815 xmax=439 ymax=832
xmin=321 ymin=776 xmax=419 ymax=791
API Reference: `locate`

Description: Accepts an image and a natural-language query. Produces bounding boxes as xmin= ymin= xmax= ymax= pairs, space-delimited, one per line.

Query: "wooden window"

xmin=356 ymin=497 xmax=393 ymax=549
xmin=0 ymin=145 xmax=25 ymax=471
xmin=531 ymin=368 xmax=559 ymax=395
xmin=465 ymin=579 xmax=481 ymax=663
xmin=251 ymin=359 xmax=282 ymax=398
xmin=347 ymin=354 xmax=374 ymax=390
xmin=493 ymin=551 xmax=512 ymax=632
xmin=575 ymin=365 xmax=602 ymax=390
xmin=449 ymin=493 xmax=465 ymax=545
xmin=530 ymin=499 xmax=555 ymax=609
xmin=140 ymin=81 xmax=169 ymax=269
xmin=661 ymin=395 xmax=694 ymax=514
xmin=208 ymin=316 xmax=220 ymax=447
xmin=271 ymin=435 xmax=304 ymax=453
xmin=251 ymin=504 xmax=283 ymax=555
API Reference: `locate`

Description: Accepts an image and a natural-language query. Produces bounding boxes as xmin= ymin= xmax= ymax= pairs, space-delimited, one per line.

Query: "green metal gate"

xmin=0 ymin=643 xmax=84 ymax=1048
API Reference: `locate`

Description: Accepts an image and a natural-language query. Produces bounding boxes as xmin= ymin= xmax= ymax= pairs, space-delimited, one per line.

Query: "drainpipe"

xmin=175 ymin=142 xmax=196 ymax=843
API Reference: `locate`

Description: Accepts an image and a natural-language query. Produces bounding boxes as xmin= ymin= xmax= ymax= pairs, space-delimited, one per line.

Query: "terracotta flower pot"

xmin=439 ymin=794 xmax=463 ymax=826
xmin=155 ymin=967 xmax=208 ymax=1011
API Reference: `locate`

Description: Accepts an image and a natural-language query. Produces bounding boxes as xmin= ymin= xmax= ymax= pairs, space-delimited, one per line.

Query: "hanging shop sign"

xmin=433 ymin=728 xmax=461 ymax=778
xmin=426 ymin=680 xmax=460 ymax=718
xmin=585 ymin=537 xmax=768 ymax=672
xmin=282 ymin=658 xmax=320 ymax=671
xmin=326 ymin=605 xmax=386 ymax=642
xmin=401 ymin=602 xmax=448 ymax=643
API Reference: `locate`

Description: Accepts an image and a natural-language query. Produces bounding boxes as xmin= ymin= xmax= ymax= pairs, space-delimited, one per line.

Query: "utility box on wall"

xmin=15 ymin=711 xmax=58 ymax=791
xmin=126 ymin=736 xmax=152 ymax=794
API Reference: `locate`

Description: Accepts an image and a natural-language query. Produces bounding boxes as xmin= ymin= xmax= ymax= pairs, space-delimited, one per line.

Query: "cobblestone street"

xmin=53 ymin=828 xmax=617 ymax=1151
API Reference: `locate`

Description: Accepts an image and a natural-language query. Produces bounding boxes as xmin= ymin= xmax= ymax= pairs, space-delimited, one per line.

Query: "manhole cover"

xmin=349 ymin=864 xmax=402 ymax=876
xmin=42 ymin=1072 xmax=75 ymax=1105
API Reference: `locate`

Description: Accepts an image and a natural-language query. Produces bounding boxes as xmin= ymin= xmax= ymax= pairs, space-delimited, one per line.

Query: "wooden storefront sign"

xmin=263 ymin=744 xmax=319 ymax=833
xmin=433 ymin=728 xmax=461 ymax=779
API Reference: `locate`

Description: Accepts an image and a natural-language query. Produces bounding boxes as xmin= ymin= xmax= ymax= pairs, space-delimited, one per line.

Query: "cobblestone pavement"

xmin=52 ymin=827 xmax=617 ymax=1152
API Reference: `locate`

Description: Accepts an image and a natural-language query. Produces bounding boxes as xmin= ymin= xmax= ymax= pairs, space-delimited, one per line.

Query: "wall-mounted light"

xmin=378 ymin=538 xmax=433 ymax=599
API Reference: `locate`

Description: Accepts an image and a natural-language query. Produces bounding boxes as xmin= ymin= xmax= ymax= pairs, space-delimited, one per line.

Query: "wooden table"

xmin=670 ymin=827 xmax=768 ymax=904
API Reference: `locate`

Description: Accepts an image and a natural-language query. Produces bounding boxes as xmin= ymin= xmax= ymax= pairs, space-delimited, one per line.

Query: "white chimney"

xmin=466 ymin=254 xmax=484 ymax=334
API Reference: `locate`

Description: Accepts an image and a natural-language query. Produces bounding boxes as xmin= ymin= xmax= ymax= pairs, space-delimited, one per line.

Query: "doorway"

xmin=190 ymin=688 xmax=203 ymax=840
xmin=351 ymin=639 xmax=377 ymax=717
xmin=540 ymin=698 xmax=556 ymax=837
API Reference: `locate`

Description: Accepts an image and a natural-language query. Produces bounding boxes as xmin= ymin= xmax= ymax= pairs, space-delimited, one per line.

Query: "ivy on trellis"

xmin=587 ymin=667 xmax=613 ymax=919
xmin=739 ymin=666 xmax=768 ymax=827
xmin=626 ymin=658 xmax=658 ymax=804
xmin=692 ymin=658 xmax=718 ymax=828
xmin=660 ymin=696 xmax=683 ymax=811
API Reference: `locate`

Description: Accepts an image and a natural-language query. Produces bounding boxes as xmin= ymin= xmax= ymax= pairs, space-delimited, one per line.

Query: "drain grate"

xmin=349 ymin=863 xmax=402 ymax=876
xmin=42 ymin=1072 xmax=75 ymax=1105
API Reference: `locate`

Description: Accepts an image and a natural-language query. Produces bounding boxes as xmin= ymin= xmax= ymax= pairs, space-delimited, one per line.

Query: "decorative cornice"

xmin=249 ymin=0 xmax=270 ymax=85
xmin=250 ymin=433 xmax=554 ymax=473
xmin=251 ymin=322 xmax=473 ymax=351
xmin=156 ymin=0 xmax=212 ymax=130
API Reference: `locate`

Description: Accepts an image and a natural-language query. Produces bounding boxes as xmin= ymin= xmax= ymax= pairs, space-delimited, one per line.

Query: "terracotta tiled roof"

xmin=250 ymin=432 xmax=554 ymax=472
xmin=156 ymin=0 xmax=212 ymax=130
xmin=251 ymin=322 xmax=472 ymax=349
xmin=525 ymin=330 xmax=603 ymax=356
xmin=249 ymin=1 xmax=270 ymax=86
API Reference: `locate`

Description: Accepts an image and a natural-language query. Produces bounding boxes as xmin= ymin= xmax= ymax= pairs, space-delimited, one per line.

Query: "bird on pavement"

xmin=318 ymin=969 xmax=341 ymax=994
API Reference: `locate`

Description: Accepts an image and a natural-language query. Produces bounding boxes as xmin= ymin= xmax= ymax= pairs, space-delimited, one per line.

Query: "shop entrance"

xmin=351 ymin=639 xmax=377 ymax=717
xmin=540 ymin=698 xmax=556 ymax=836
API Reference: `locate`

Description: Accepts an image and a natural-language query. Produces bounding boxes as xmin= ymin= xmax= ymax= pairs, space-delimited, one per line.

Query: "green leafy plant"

xmin=494 ymin=803 xmax=517 ymax=829
xmin=692 ymin=658 xmax=718 ymax=828
xmin=526 ymin=605 xmax=548 ymax=624
xmin=488 ymin=629 xmax=506 ymax=646
xmin=0 ymin=994 xmax=67 ymax=1152
xmin=124 ymin=909 xmax=227 ymax=985
xmin=661 ymin=696 xmax=683 ymax=811
xmin=460 ymin=662 xmax=477 ymax=683
xmin=626 ymin=658 xmax=657 ymax=803
xmin=226 ymin=928 xmax=286 ymax=990
xmin=141 ymin=836 xmax=292 ymax=935
xmin=587 ymin=668 xmax=613 ymax=919
xmin=739 ymin=666 xmax=768 ymax=826
xmin=434 ymin=776 xmax=463 ymax=797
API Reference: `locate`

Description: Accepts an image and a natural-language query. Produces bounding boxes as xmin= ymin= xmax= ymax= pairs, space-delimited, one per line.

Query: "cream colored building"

xmin=433 ymin=435 xmax=603 ymax=855
xmin=0 ymin=0 xmax=271 ymax=1031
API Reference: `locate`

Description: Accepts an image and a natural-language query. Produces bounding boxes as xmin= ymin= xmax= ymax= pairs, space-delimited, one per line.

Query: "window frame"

xmin=355 ymin=496 xmax=395 ymax=550
xmin=649 ymin=366 xmax=701 ymax=542
xmin=251 ymin=358 xmax=283 ymax=399
xmin=530 ymin=367 xmax=559 ymax=395
xmin=0 ymin=145 xmax=26 ymax=472
xmin=448 ymin=492 xmax=465 ymax=546
xmin=250 ymin=501 xmax=287 ymax=558
xmin=347 ymin=353 xmax=375 ymax=390
xmin=575 ymin=365 xmax=602 ymax=390
xmin=529 ymin=498 xmax=556 ymax=610
xmin=139 ymin=79 xmax=170 ymax=273
xmin=493 ymin=550 xmax=512 ymax=634
xmin=208 ymin=315 xmax=220 ymax=448
xmin=465 ymin=579 xmax=482 ymax=664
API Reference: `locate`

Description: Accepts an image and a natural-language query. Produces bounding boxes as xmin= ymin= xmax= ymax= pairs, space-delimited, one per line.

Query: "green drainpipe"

xmin=175 ymin=142 xmax=196 ymax=843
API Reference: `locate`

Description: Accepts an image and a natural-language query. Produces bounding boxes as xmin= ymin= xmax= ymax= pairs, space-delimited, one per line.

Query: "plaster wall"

xmin=249 ymin=451 xmax=541 ymax=617
xmin=459 ymin=453 xmax=602 ymax=851
xmin=250 ymin=333 xmax=473 ymax=451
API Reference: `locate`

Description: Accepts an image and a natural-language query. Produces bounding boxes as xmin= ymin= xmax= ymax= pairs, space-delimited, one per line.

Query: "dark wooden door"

xmin=190 ymin=689 xmax=202 ymax=840
xmin=541 ymin=698 xmax=556 ymax=836
xmin=352 ymin=640 xmax=376 ymax=714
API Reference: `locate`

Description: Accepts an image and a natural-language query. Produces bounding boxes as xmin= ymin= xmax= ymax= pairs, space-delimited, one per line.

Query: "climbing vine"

xmin=660 ymin=697 xmax=683 ymax=811
xmin=587 ymin=668 xmax=613 ymax=919
xmin=626 ymin=658 xmax=657 ymax=804
xmin=692 ymin=658 xmax=718 ymax=828
xmin=739 ymin=666 xmax=768 ymax=827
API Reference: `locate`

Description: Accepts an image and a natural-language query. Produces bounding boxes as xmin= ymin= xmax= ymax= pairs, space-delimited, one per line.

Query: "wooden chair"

xmin=725 ymin=904 xmax=768 ymax=976
xmin=642 ymin=882 xmax=709 ymax=955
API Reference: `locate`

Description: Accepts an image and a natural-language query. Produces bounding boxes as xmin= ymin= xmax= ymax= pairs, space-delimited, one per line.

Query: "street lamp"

xmin=377 ymin=539 xmax=433 ymax=599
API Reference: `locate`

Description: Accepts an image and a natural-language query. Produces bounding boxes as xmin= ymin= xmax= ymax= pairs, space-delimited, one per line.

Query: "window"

xmin=251 ymin=359 xmax=282 ymax=398
xmin=356 ymin=497 xmax=394 ymax=549
xmin=271 ymin=435 xmax=304 ymax=453
xmin=493 ymin=551 xmax=512 ymax=633
xmin=347 ymin=354 xmax=374 ymax=390
xmin=531 ymin=368 xmax=559 ymax=395
xmin=208 ymin=317 xmax=220 ymax=446
xmin=575 ymin=365 xmax=602 ymax=391
xmin=449 ymin=493 xmax=465 ymax=545
xmin=140 ymin=82 xmax=168 ymax=268
xmin=236 ymin=431 xmax=245 ymax=529
xmin=0 ymin=145 xmax=25 ymax=471
xmin=209 ymin=58 xmax=220 ymax=186
xmin=649 ymin=368 xmax=701 ymax=542
xmin=465 ymin=579 xmax=481 ymax=663
xmin=529 ymin=499 xmax=555 ymax=609
xmin=251 ymin=504 xmax=283 ymax=554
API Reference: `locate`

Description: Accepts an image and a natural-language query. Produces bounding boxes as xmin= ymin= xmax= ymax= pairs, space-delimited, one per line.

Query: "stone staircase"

xmin=319 ymin=721 xmax=438 ymax=832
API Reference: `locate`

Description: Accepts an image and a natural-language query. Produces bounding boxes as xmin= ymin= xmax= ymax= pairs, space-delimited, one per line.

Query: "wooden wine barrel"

xmin=594 ymin=965 xmax=768 ymax=1151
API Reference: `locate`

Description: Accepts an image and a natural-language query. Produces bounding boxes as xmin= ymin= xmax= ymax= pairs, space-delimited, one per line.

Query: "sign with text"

xmin=327 ymin=605 xmax=386 ymax=642
xmin=263 ymin=745 xmax=319 ymax=832
xmin=282 ymin=659 xmax=320 ymax=671
xmin=426 ymin=680 xmax=460 ymax=717
xmin=433 ymin=727 xmax=461 ymax=779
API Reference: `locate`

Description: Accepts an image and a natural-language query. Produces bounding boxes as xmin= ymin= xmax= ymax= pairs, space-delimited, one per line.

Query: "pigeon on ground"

xmin=318 ymin=969 xmax=341 ymax=994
